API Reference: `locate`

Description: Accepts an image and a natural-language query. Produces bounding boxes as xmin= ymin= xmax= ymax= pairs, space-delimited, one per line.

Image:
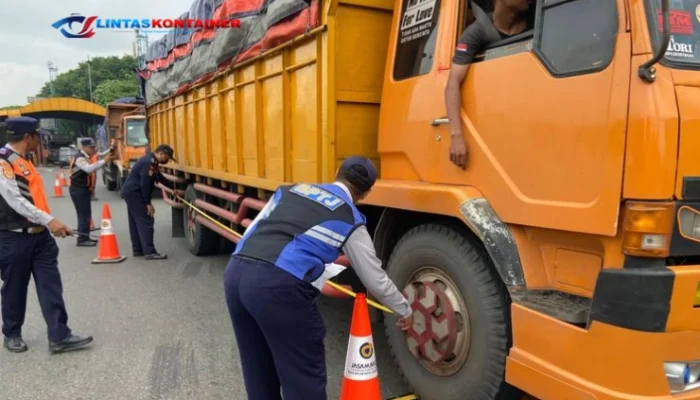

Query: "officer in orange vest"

xmin=0 ymin=117 xmax=93 ymax=354
xmin=68 ymin=138 xmax=116 ymax=246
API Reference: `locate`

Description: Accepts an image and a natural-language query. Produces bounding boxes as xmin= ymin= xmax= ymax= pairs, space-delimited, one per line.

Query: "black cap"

xmin=4 ymin=117 xmax=40 ymax=137
xmin=154 ymin=144 xmax=176 ymax=162
xmin=337 ymin=156 xmax=377 ymax=192
xmin=80 ymin=138 xmax=96 ymax=147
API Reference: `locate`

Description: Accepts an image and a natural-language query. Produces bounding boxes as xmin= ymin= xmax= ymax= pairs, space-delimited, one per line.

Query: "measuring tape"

xmin=173 ymin=194 xmax=394 ymax=314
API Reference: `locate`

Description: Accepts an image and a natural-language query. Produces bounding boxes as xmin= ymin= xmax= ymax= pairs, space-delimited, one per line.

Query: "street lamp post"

xmin=87 ymin=55 xmax=93 ymax=102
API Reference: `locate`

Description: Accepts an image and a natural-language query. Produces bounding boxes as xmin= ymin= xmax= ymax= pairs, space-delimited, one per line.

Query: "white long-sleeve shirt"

xmin=73 ymin=150 xmax=106 ymax=174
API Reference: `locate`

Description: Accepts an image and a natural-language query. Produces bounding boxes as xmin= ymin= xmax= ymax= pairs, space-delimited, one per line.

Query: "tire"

xmin=182 ymin=185 xmax=219 ymax=256
xmin=384 ymin=224 xmax=521 ymax=400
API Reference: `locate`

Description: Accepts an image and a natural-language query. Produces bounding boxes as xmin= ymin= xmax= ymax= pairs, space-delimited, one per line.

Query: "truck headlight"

xmin=665 ymin=361 xmax=700 ymax=393
xmin=679 ymin=206 xmax=700 ymax=242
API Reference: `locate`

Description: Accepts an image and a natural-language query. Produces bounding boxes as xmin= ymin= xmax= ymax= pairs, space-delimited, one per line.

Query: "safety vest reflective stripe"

xmin=303 ymin=225 xmax=347 ymax=248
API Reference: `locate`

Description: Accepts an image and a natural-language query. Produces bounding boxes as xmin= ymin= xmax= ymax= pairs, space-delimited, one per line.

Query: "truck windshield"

xmin=646 ymin=0 xmax=700 ymax=66
xmin=126 ymin=119 xmax=148 ymax=147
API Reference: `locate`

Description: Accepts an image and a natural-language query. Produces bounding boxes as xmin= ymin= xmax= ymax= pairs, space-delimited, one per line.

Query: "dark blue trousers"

xmin=0 ymin=230 xmax=71 ymax=342
xmin=124 ymin=195 xmax=156 ymax=255
xmin=69 ymin=186 xmax=92 ymax=243
xmin=224 ymin=255 xmax=327 ymax=400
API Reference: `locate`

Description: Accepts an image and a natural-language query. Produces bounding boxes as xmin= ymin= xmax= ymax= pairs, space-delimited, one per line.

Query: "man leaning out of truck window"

xmin=445 ymin=0 xmax=534 ymax=169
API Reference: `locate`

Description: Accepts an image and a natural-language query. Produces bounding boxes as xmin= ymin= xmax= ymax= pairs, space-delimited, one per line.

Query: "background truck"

xmin=143 ymin=0 xmax=700 ymax=398
xmin=98 ymin=98 xmax=148 ymax=193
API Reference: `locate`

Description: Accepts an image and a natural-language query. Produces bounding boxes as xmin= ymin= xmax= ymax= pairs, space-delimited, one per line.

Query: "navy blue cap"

xmin=4 ymin=117 xmax=40 ymax=137
xmin=338 ymin=156 xmax=377 ymax=190
xmin=80 ymin=138 xmax=96 ymax=147
xmin=154 ymin=144 xmax=176 ymax=162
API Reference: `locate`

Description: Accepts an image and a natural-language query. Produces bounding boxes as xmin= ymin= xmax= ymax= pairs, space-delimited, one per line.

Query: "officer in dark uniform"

xmin=120 ymin=144 xmax=178 ymax=260
xmin=69 ymin=138 xmax=116 ymax=247
xmin=0 ymin=117 xmax=93 ymax=353
xmin=224 ymin=156 xmax=415 ymax=400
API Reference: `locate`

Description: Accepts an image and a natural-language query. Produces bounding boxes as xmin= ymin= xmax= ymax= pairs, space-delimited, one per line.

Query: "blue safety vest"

xmin=234 ymin=183 xmax=366 ymax=282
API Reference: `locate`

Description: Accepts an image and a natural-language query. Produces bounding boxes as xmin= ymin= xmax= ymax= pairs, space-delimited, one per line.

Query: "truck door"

xmin=429 ymin=0 xmax=631 ymax=236
xmin=377 ymin=0 xmax=451 ymax=181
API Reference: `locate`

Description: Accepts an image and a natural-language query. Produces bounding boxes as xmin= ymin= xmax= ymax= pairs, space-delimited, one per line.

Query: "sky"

xmin=0 ymin=0 xmax=195 ymax=107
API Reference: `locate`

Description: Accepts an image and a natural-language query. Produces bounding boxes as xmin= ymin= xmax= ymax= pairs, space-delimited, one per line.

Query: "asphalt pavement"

xmin=0 ymin=167 xmax=410 ymax=400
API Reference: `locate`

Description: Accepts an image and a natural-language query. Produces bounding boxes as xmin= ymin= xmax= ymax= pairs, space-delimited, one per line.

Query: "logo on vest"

xmin=2 ymin=165 xmax=15 ymax=179
xmin=344 ymin=335 xmax=378 ymax=381
xmin=290 ymin=184 xmax=346 ymax=211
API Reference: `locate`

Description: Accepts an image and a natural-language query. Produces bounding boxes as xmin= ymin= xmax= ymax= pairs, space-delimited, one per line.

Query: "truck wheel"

xmin=384 ymin=224 xmax=520 ymax=400
xmin=182 ymin=185 xmax=218 ymax=256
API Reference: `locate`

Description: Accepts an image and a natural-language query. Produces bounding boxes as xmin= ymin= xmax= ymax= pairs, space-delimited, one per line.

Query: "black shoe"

xmin=4 ymin=336 xmax=28 ymax=353
xmin=145 ymin=253 xmax=167 ymax=260
xmin=49 ymin=334 xmax=93 ymax=353
xmin=77 ymin=240 xmax=97 ymax=247
xmin=133 ymin=252 xmax=144 ymax=257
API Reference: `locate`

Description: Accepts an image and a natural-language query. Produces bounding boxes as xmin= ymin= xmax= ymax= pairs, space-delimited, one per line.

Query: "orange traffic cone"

xmin=59 ymin=169 xmax=67 ymax=187
xmin=92 ymin=204 xmax=127 ymax=264
xmin=340 ymin=293 xmax=382 ymax=400
xmin=52 ymin=174 xmax=64 ymax=198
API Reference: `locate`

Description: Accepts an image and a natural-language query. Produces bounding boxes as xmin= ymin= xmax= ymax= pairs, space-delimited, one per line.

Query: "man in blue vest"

xmin=224 ymin=156 xmax=414 ymax=400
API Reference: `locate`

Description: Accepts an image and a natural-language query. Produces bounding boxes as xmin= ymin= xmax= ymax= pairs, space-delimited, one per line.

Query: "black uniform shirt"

xmin=121 ymin=154 xmax=170 ymax=205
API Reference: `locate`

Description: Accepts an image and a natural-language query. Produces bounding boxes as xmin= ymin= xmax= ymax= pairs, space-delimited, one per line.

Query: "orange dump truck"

xmin=100 ymin=100 xmax=148 ymax=193
xmin=145 ymin=0 xmax=700 ymax=398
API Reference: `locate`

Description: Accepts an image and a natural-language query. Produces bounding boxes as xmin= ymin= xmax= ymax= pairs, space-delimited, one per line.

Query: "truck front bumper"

xmin=506 ymin=265 xmax=700 ymax=399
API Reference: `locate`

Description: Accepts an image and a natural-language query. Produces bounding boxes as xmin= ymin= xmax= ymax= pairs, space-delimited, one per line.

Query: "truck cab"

xmin=101 ymin=100 xmax=147 ymax=193
xmin=367 ymin=0 xmax=700 ymax=398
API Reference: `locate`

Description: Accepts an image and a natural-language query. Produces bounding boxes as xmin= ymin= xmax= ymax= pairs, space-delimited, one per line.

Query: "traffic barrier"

xmin=52 ymin=174 xmax=64 ymax=198
xmin=59 ymin=170 xmax=67 ymax=187
xmin=92 ymin=204 xmax=127 ymax=264
xmin=340 ymin=293 xmax=382 ymax=400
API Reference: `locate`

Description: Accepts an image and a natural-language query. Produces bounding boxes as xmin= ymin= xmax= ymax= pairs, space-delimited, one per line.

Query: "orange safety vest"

xmin=68 ymin=153 xmax=95 ymax=189
xmin=0 ymin=148 xmax=51 ymax=230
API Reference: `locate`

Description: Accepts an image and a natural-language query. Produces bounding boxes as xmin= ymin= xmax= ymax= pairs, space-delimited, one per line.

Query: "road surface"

xmin=0 ymin=168 xmax=410 ymax=400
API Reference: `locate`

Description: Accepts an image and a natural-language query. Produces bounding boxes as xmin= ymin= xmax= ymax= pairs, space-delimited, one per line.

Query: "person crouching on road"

xmin=120 ymin=145 xmax=180 ymax=260
xmin=69 ymin=138 xmax=116 ymax=247
xmin=0 ymin=117 xmax=93 ymax=354
xmin=224 ymin=156 xmax=415 ymax=400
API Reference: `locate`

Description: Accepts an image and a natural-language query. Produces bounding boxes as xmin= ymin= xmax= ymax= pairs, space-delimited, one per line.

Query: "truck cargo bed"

xmin=148 ymin=0 xmax=394 ymax=191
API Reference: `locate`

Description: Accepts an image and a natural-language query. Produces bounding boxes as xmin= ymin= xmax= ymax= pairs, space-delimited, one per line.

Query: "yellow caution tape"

xmin=174 ymin=194 xmax=394 ymax=314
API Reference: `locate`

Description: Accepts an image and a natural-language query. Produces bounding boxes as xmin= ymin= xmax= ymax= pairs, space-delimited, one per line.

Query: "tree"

xmin=37 ymin=55 xmax=139 ymax=103
xmin=93 ymin=79 xmax=140 ymax=107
